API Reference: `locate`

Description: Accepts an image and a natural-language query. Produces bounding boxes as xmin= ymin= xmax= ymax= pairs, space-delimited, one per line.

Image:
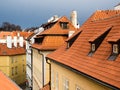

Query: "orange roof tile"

xmin=0 ymin=71 xmax=21 ymax=90
xmin=39 ymin=16 xmax=77 ymax=35
xmin=32 ymin=36 xmax=67 ymax=50
xmin=47 ymin=10 xmax=120 ymax=89
xmin=32 ymin=16 xmax=77 ymax=50
xmin=0 ymin=44 xmax=26 ymax=56
xmin=0 ymin=31 xmax=34 ymax=39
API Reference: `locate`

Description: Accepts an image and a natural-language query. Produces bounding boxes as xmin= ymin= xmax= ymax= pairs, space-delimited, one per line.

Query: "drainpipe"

xmin=38 ymin=50 xmax=45 ymax=88
xmin=46 ymin=57 xmax=51 ymax=90
xmin=30 ymin=47 xmax=33 ymax=89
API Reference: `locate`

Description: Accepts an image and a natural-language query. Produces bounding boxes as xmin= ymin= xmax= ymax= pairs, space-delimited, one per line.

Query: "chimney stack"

xmin=7 ymin=36 xmax=12 ymax=48
xmin=70 ymin=10 xmax=79 ymax=28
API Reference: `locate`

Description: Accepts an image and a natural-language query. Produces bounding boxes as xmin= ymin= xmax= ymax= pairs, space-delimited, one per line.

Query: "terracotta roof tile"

xmin=0 ymin=71 xmax=21 ymax=90
xmin=0 ymin=31 xmax=34 ymax=39
xmin=32 ymin=16 xmax=77 ymax=50
xmin=0 ymin=44 xmax=26 ymax=56
xmin=47 ymin=10 xmax=120 ymax=89
xmin=32 ymin=36 xmax=67 ymax=50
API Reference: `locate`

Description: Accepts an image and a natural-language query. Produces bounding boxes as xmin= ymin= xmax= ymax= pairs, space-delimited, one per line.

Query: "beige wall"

xmin=51 ymin=61 xmax=112 ymax=90
xmin=0 ymin=55 xmax=26 ymax=85
xmin=32 ymin=48 xmax=52 ymax=90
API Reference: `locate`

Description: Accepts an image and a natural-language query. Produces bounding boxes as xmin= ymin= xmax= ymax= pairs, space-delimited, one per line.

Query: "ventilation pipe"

xmin=7 ymin=36 xmax=12 ymax=48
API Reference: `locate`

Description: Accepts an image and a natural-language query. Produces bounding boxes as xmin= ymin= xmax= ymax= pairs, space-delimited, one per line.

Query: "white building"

xmin=114 ymin=3 xmax=120 ymax=10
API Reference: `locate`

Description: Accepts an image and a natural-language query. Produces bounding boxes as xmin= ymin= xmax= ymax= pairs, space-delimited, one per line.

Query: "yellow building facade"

xmin=50 ymin=61 xmax=112 ymax=90
xmin=0 ymin=55 xmax=26 ymax=85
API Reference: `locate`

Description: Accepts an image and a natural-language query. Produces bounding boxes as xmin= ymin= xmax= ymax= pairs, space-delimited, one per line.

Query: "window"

xmin=91 ymin=43 xmax=95 ymax=52
xmin=108 ymin=44 xmax=119 ymax=60
xmin=15 ymin=66 xmax=18 ymax=74
xmin=12 ymin=67 xmax=14 ymax=76
xmin=113 ymin=44 xmax=118 ymax=54
xmin=23 ymin=64 xmax=25 ymax=72
xmin=56 ymin=72 xmax=59 ymax=90
xmin=63 ymin=77 xmax=69 ymax=90
xmin=51 ymin=69 xmax=55 ymax=88
xmin=75 ymin=85 xmax=81 ymax=90
xmin=11 ymin=57 xmax=14 ymax=63
xmin=88 ymin=43 xmax=96 ymax=56
xmin=60 ymin=22 xmax=69 ymax=29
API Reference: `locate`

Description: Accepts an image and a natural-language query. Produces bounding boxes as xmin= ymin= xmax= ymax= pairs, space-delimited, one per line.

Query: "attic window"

xmin=108 ymin=43 xmax=119 ymax=60
xmin=91 ymin=44 xmax=95 ymax=52
xmin=60 ymin=22 xmax=69 ymax=29
xmin=113 ymin=44 xmax=118 ymax=54
xmin=88 ymin=43 xmax=96 ymax=56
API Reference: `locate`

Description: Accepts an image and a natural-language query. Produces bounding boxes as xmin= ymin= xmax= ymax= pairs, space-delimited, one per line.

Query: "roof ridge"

xmin=92 ymin=12 xmax=120 ymax=22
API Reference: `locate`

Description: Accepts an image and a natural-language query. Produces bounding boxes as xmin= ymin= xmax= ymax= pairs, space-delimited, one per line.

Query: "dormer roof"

xmin=32 ymin=16 xmax=77 ymax=50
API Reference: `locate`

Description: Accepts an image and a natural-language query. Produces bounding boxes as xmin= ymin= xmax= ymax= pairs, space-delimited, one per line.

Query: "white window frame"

xmin=92 ymin=43 xmax=95 ymax=52
xmin=63 ymin=77 xmax=69 ymax=90
xmin=113 ymin=44 xmax=118 ymax=54
xmin=75 ymin=85 xmax=81 ymax=90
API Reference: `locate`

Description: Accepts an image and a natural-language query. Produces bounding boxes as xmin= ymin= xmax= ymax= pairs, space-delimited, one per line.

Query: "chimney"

xmin=13 ymin=36 xmax=17 ymax=47
xmin=70 ymin=10 xmax=79 ymax=28
xmin=7 ymin=36 xmax=12 ymax=48
xmin=19 ymin=36 xmax=24 ymax=47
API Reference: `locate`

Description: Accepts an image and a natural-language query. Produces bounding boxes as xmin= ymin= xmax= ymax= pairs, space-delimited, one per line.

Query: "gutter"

xmin=38 ymin=50 xmax=45 ymax=88
xmin=46 ymin=57 xmax=120 ymax=90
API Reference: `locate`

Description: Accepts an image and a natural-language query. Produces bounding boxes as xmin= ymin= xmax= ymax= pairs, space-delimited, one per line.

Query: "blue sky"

xmin=0 ymin=0 xmax=119 ymax=29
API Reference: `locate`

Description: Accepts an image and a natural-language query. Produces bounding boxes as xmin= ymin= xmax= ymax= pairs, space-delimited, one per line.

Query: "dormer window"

xmin=91 ymin=44 xmax=95 ymax=52
xmin=113 ymin=44 xmax=118 ymax=54
xmin=60 ymin=22 xmax=69 ymax=29
xmin=108 ymin=43 xmax=119 ymax=60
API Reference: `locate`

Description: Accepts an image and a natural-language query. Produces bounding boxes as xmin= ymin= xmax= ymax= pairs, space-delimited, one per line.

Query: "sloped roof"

xmin=38 ymin=16 xmax=76 ymax=35
xmin=0 ymin=44 xmax=26 ymax=56
xmin=0 ymin=71 xmax=21 ymax=90
xmin=47 ymin=10 xmax=120 ymax=89
xmin=0 ymin=31 xmax=34 ymax=39
xmin=32 ymin=16 xmax=77 ymax=50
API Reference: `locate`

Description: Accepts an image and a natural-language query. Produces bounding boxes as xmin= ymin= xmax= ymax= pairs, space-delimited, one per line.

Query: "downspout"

xmin=38 ymin=50 xmax=45 ymax=88
xmin=30 ymin=47 xmax=33 ymax=89
xmin=46 ymin=57 xmax=51 ymax=90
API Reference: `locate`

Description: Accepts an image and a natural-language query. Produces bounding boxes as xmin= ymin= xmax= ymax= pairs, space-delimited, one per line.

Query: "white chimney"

xmin=13 ymin=36 xmax=17 ymax=47
xmin=7 ymin=36 xmax=12 ymax=48
xmin=17 ymin=32 xmax=20 ymax=37
xmin=19 ymin=36 xmax=24 ymax=47
xmin=69 ymin=31 xmax=75 ymax=37
xmin=70 ymin=10 xmax=79 ymax=28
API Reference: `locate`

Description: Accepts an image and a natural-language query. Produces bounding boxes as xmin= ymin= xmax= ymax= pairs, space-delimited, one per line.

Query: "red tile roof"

xmin=32 ymin=16 xmax=77 ymax=50
xmin=0 ymin=31 xmax=34 ymax=39
xmin=32 ymin=36 xmax=67 ymax=50
xmin=0 ymin=71 xmax=21 ymax=90
xmin=47 ymin=10 xmax=120 ymax=89
xmin=0 ymin=44 xmax=26 ymax=56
